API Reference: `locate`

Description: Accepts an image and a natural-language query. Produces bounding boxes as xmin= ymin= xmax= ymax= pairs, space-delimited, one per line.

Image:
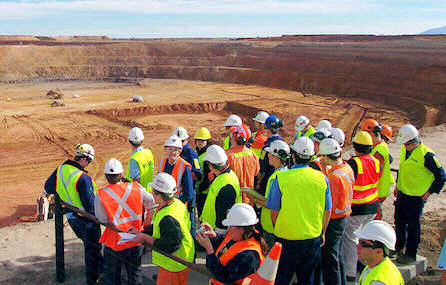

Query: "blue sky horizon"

xmin=0 ymin=0 xmax=445 ymax=38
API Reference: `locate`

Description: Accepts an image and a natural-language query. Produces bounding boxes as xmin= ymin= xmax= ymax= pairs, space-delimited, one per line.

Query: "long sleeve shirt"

xmin=181 ymin=142 xmax=203 ymax=182
xmin=144 ymin=215 xmax=183 ymax=254
xmin=214 ymin=167 xmax=237 ymax=230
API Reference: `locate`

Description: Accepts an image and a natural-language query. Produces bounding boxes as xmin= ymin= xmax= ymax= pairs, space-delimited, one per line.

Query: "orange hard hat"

xmin=381 ymin=124 xmax=393 ymax=141
xmin=361 ymin=118 xmax=383 ymax=133
xmin=230 ymin=123 xmax=252 ymax=144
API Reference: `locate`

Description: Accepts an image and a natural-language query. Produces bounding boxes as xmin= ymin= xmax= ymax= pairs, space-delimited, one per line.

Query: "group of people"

xmin=45 ymin=110 xmax=445 ymax=285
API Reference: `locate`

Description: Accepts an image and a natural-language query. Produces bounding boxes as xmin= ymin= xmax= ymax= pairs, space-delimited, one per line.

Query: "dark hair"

xmin=242 ymin=225 xmax=269 ymax=256
xmin=291 ymin=149 xmax=311 ymax=165
xmin=154 ymin=190 xmax=173 ymax=203
xmin=373 ymin=240 xmax=389 ymax=257
xmin=210 ymin=162 xmax=228 ymax=171
xmin=74 ymin=155 xmax=91 ymax=163
xmin=105 ymin=173 xmax=121 ymax=184
xmin=129 ymin=140 xmax=142 ymax=147
xmin=353 ymin=143 xmax=372 ymax=154
xmin=327 ymin=152 xmax=342 ymax=160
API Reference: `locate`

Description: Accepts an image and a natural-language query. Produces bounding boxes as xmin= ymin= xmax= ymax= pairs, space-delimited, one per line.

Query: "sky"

xmin=0 ymin=0 xmax=445 ymax=38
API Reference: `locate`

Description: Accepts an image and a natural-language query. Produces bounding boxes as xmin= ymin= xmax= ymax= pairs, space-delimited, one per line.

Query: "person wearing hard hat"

xmin=356 ymin=221 xmax=404 ymax=284
xmin=196 ymin=203 xmax=267 ymax=285
xmin=318 ymin=138 xmax=354 ymax=285
xmin=223 ymin=114 xmax=243 ymax=150
xmin=260 ymin=140 xmax=290 ymax=247
xmin=193 ymin=127 xmax=214 ymax=217
xmin=343 ymin=131 xmax=381 ymax=281
xmin=380 ymin=124 xmax=394 ymax=144
xmin=316 ymin=119 xmax=332 ymax=132
xmin=256 ymin=115 xmax=283 ymax=196
xmin=130 ymin=173 xmax=195 ymax=285
xmin=291 ymin=115 xmax=316 ymax=144
xmin=393 ymin=124 xmax=445 ymax=264
xmin=126 ymin=127 xmax=155 ymax=191
xmin=226 ymin=123 xmax=260 ymax=205
xmin=330 ymin=127 xmax=346 ymax=147
xmin=173 ymin=126 xmax=203 ymax=185
xmin=310 ymin=128 xmax=333 ymax=174
xmin=250 ymin=111 xmax=270 ymax=157
xmin=200 ymin=145 xmax=242 ymax=235
xmin=44 ymin=144 xmax=102 ymax=285
xmin=95 ymin=158 xmax=156 ymax=285
xmin=267 ymin=137 xmax=332 ymax=285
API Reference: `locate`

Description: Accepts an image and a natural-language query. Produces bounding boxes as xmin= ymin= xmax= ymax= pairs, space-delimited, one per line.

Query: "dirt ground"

xmin=0 ymin=78 xmax=444 ymax=283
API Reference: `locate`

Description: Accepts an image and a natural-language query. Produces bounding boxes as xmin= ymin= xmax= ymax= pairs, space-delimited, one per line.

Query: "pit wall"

xmin=1 ymin=42 xmax=445 ymax=127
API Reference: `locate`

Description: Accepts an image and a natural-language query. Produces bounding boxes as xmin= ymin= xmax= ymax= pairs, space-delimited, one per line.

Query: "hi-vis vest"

xmin=291 ymin=125 xmax=316 ymax=144
xmin=126 ymin=148 xmax=154 ymax=192
xmin=223 ymin=136 xmax=231 ymax=150
xmin=251 ymin=130 xmax=269 ymax=158
xmin=210 ymin=232 xmax=265 ymax=285
xmin=261 ymin=167 xmax=287 ymax=234
xmin=398 ymin=143 xmax=438 ymax=196
xmin=200 ymin=170 xmax=242 ymax=229
xmin=152 ymin=199 xmax=195 ymax=272
xmin=158 ymin=157 xmax=192 ymax=197
xmin=371 ymin=141 xmax=392 ymax=198
xmin=358 ymin=257 xmax=404 ymax=285
xmin=329 ymin=163 xmax=354 ymax=219
xmin=195 ymin=151 xmax=207 ymax=193
xmin=56 ymin=164 xmax=98 ymax=211
xmin=352 ymin=155 xmax=380 ymax=205
xmin=274 ymin=167 xmax=327 ymax=240
xmin=98 ymin=182 xmax=143 ymax=251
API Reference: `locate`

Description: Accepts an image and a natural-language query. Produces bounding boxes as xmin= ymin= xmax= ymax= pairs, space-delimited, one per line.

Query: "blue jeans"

xmin=275 ymin=236 xmax=321 ymax=285
xmin=104 ymin=245 xmax=143 ymax=285
xmin=68 ymin=217 xmax=102 ymax=285
xmin=394 ymin=192 xmax=425 ymax=258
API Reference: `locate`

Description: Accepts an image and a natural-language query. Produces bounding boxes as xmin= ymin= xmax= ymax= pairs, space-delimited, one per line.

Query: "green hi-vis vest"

xmin=223 ymin=136 xmax=231 ymax=150
xmin=358 ymin=257 xmax=404 ymax=285
xmin=261 ymin=167 xmax=287 ymax=234
xmin=195 ymin=152 xmax=208 ymax=194
xmin=152 ymin=199 xmax=195 ymax=272
xmin=56 ymin=164 xmax=98 ymax=211
xmin=398 ymin=143 xmax=438 ymax=196
xmin=291 ymin=126 xmax=316 ymax=144
xmin=371 ymin=141 xmax=392 ymax=198
xmin=126 ymin=148 xmax=154 ymax=192
xmin=200 ymin=170 xmax=242 ymax=229
xmin=274 ymin=167 xmax=327 ymax=240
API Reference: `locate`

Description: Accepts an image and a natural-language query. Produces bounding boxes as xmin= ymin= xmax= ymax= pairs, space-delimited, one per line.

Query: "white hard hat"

xmin=173 ymin=126 xmax=189 ymax=140
xmin=330 ymin=128 xmax=346 ymax=147
xmin=203 ymin=144 xmax=228 ymax=164
xmin=357 ymin=220 xmax=397 ymax=251
xmin=164 ymin=135 xmax=183 ymax=149
xmin=316 ymin=119 xmax=332 ymax=131
xmin=252 ymin=111 xmax=269 ymax=124
xmin=222 ymin=203 xmax=259 ymax=227
xmin=396 ymin=124 xmax=419 ymax=144
xmin=103 ymin=158 xmax=124 ymax=174
xmin=295 ymin=115 xmax=310 ymax=132
xmin=148 ymin=173 xmax=177 ymax=197
xmin=75 ymin=144 xmax=95 ymax=160
xmin=128 ymin=127 xmax=144 ymax=143
xmin=318 ymin=138 xmax=341 ymax=156
xmin=291 ymin=137 xmax=315 ymax=157
xmin=312 ymin=128 xmax=332 ymax=143
xmin=265 ymin=140 xmax=290 ymax=159
xmin=225 ymin=114 xmax=242 ymax=127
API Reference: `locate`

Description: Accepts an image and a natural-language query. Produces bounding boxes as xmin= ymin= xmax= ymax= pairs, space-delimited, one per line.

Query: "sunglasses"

xmin=358 ymin=240 xmax=380 ymax=249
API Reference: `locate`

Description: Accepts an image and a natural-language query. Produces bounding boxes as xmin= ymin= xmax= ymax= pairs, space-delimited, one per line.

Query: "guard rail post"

xmin=55 ymin=195 xmax=65 ymax=283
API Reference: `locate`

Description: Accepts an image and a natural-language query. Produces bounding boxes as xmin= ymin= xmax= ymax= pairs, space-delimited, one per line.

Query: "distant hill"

xmin=420 ymin=26 xmax=446 ymax=35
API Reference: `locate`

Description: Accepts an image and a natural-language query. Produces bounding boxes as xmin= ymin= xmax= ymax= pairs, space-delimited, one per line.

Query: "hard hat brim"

xmin=222 ymin=217 xmax=259 ymax=227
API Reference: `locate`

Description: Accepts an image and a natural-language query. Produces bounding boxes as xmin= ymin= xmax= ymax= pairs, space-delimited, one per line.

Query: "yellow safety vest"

xmin=56 ymin=164 xmax=98 ymax=211
xmin=223 ymin=136 xmax=231 ymax=150
xmin=291 ymin=126 xmax=316 ymax=144
xmin=195 ymin=152 xmax=208 ymax=194
xmin=358 ymin=257 xmax=404 ymax=285
xmin=200 ymin=170 xmax=242 ymax=229
xmin=398 ymin=143 xmax=438 ymax=196
xmin=274 ymin=167 xmax=327 ymax=240
xmin=152 ymin=199 xmax=195 ymax=272
xmin=371 ymin=141 xmax=392 ymax=198
xmin=260 ymin=167 xmax=287 ymax=234
xmin=126 ymin=148 xmax=154 ymax=192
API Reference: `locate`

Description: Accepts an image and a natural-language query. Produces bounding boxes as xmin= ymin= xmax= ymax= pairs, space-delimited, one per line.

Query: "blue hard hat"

xmin=265 ymin=115 xmax=283 ymax=130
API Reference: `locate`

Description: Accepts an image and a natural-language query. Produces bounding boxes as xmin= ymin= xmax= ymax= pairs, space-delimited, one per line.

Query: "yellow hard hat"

xmin=194 ymin=127 xmax=211 ymax=140
xmin=353 ymin=131 xmax=373 ymax=146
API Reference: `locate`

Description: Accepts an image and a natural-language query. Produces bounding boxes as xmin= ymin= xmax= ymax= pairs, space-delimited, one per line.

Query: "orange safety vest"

xmin=311 ymin=157 xmax=327 ymax=176
xmin=251 ymin=130 xmax=269 ymax=151
xmin=352 ymin=155 xmax=380 ymax=205
xmin=98 ymin=182 xmax=144 ymax=251
xmin=210 ymin=232 xmax=265 ymax=285
xmin=158 ymin=157 xmax=192 ymax=196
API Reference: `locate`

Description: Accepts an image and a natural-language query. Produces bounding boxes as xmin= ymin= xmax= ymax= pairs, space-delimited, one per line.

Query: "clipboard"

xmin=240 ymin=188 xmax=266 ymax=202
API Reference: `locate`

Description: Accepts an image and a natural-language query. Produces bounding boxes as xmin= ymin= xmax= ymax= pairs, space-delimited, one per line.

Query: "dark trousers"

xmin=275 ymin=236 xmax=321 ymax=285
xmin=196 ymin=193 xmax=207 ymax=217
xmin=321 ymin=217 xmax=348 ymax=285
xmin=68 ymin=217 xmax=102 ymax=285
xmin=394 ymin=192 xmax=425 ymax=258
xmin=104 ymin=245 xmax=144 ymax=285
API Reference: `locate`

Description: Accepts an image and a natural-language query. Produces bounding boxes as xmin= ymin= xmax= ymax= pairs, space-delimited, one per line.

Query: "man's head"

xmin=252 ymin=111 xmax=269 ymax=131
xmin=128 ymin=127 xmax=144 ymax=147
xmin=290 ymin=137 xmax=315 ymax=165
xmin=381 ymin=124 xmax=394 ymax=143
xmin=264 ymin=115 xmax=283 ymax=134
xmin=74 ymin=143 xmax=94 ymax=168
xmin=316 ymin=120 xmax=332 ymax=132
xmin=295 ymin=115 xmax=310 ymax=133
xmin=164 ymin=135 xmax=183 ymax=163
xmin=352 ymin=131 xmax=373 ymax=155
xmin=311 ymin=128 xmax=332 ymax=154
xmin=357 ymin=220 xmax=396 ymax=263
xmin=230 ymin=124 xmax=252 ymax=146
xmin=225 ymin=114 xmax=242 ymax=135
xmin=203 ymin=145 xmax=228 ymax=174
xmin=265 ymin=139 xmax=290 ymax=168
xmin=361 ymin=118 xmax=382 ymax=143
xmin=396 ymin=124 xmax=420 ymax=150
xmin=173 ymin=126 xmax=190 ymax=147
xmin=194 ymin=127 xmax=211 ymax=150
xmin=103 ymin=158 xmax=124 ymax=184
xmin=318 ymin=138 xmax=342 ymax=165
xmin=148 ymin=173 xmax=177 ymax=205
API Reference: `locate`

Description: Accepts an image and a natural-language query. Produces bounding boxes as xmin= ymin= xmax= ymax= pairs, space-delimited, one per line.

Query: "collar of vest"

xmin=64 ymin=159 xmax=86 ymax=172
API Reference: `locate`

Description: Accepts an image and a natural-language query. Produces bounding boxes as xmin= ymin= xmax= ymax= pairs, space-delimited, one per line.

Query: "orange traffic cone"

xmin=242 ymin=242 xmax=282 ymax=285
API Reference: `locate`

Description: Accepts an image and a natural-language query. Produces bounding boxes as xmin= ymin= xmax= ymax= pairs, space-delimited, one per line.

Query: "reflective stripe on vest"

xmin=210 ymin=232 xmax=265 ymax=285
xmin=98 ymin=182 xmax=144 ymax=251
xmin=233 ymin=149 xmax=255 ymax=158
xmin=152 ymin=199 xmax=195 ymax=272
xmin=125 ymin=148 xmax=154 ymax=191
xmin=158 ymin=157 xmax=191 ymax=196
xmin=358 ymin=257 xmax=404 ymax=285
xmin=200 ymin=170 xmax=242 ymax=229
xmin=274 ymin=167 xmax=327 ymax=240
xmin=397 ymin=143 xmax=437 ymax=196
xmin=352 ymin=156 xmax=380 ymax=205
xmin=261 ymin=167 xmax=287 ymax=233
xmin=332 ymin=168 xmax=354 ymax=215
xmin=56 ymin=164 xmax=85 ymax=211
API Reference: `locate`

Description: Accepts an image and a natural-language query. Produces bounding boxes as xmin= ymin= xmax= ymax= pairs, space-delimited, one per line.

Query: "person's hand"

xmin=421 ymin=191 xmax=431 ymax=201
xmin=393 ymin=186 xmax=398 ymax=197
xmin=197 ymin=232 xmax=214 ymax=254
xmin=320 ymin=234 xmax=325 ymax=247
xmin=200 ymin=222 xmax=216 ymax=238
xmin=128 ymin=227 xmax=142 ymax=235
